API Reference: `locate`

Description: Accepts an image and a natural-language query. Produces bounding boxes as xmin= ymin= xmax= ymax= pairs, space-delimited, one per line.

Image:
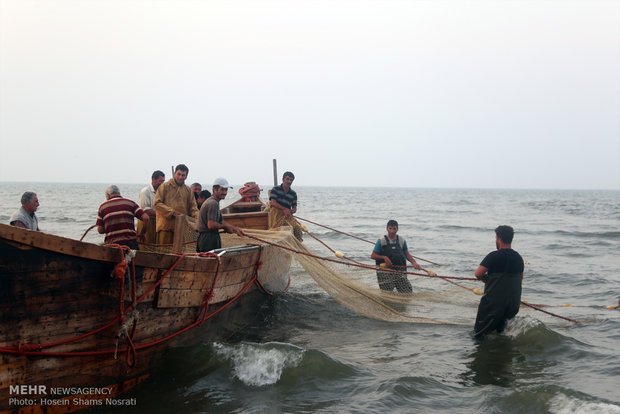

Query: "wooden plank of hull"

xmin=0 ymin=223 xmax=291 ymax=413
xmin=222 ymin=198 xmax=269 ymax=230
xmin=222 ymin=211 xmax=269 ymax=230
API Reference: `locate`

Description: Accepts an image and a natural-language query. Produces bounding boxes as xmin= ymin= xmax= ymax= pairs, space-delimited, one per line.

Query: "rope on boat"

xmin=0 ymin=240 xmax=287 ymax=360
xmin=79 ymin=224 xmax=97 ymax=241
xmin=0 ymin=248 xmax=214 ymax=357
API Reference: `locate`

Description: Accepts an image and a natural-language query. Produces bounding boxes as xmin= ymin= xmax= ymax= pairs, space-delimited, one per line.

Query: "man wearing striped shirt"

xmin=268 ymin=171 xmax=302 ymax=240
xmin=97 ymin=185 xmax=150 ymax=249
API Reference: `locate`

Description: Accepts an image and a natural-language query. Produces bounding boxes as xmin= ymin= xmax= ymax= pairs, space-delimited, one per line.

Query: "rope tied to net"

xmin=247 ymin=233 xmax=476 ymax=282
xmin=246 ymin=231 xmax=584 ymax=324
xmin=295 ymin=216 xmax=442 ymax=266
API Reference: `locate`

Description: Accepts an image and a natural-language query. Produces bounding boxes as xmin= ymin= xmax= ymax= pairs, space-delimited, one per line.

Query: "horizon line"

xmin=0 ymin=180 xmax=618 ymax=192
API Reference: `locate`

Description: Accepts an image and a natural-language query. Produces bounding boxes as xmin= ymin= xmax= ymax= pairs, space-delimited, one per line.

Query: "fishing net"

xmin=136 ymin=218 xmax=566 ymax=326
xmin=136 ymin=217 xmax=480 ymax=324
xmin=231 ymin=226 xmax=479 ymax=325
xmin=268 ymin=232 xmax=575 ymax=326
xmin=138 ymin=216 xmax=201 ymax=253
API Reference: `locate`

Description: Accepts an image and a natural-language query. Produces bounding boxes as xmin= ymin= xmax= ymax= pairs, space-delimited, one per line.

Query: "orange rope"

xmin=520 ymin=301 xmax=581 ymax=323
xmin=0 ymin=250 xmax=185 ymax=357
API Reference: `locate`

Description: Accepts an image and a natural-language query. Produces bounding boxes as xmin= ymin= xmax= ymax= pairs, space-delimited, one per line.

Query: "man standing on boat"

xmin=268 ymin=171 xmax=303 ymax=240
xmin=9 ymin=192 xmax=40 ymax=230
xmin=371 ymin=220 xmax=422 ymax=293
xmin=196 ymin=177 xmax=245 ymax=253
xmin=473 ymin=225 xmax=524 ymax=340
xmin=153 ymin=164 xmax=199 ymax=246
xmin=138 ymin=170 xmax=165 ymax=244
xmin=191 ymin=182 xmax=202 ymax=206
xmin=97 ymin=185 xmax=149 ymax=249
xmin=196 ymin=189 xmax=211 ymax=210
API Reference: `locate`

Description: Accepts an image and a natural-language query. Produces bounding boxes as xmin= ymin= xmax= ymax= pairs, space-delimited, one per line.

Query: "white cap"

xmin=213 ymin=177 xmax=232 ymax=188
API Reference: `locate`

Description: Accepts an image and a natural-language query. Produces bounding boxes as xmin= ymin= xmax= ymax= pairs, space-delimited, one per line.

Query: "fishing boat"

xmin=0 ymin=196 xmax=292 ymax=413
xmin=221 ymin=182 xmax=269 ymax=230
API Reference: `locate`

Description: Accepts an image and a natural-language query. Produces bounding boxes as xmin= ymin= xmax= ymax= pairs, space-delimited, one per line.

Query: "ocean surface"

xmin=1 ymin=183 xmax=619 ymax=413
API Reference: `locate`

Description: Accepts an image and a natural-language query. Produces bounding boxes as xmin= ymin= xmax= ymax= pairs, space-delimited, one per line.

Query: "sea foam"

xmin=212 ymin=342 xmax=304 ymax=387
xmin=549 ymin=394 xmax=620 ymax=414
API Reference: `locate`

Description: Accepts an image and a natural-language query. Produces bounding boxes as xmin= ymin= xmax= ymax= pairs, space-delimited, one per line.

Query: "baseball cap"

xmin=213 ymin=177 xmax=233 ymax=188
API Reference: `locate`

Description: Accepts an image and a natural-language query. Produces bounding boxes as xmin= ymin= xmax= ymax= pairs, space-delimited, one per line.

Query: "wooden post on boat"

xmin=172 ymin=214 xmax=186 ymax=253
xmin=272 ymin=159 xmax=278 ymax=187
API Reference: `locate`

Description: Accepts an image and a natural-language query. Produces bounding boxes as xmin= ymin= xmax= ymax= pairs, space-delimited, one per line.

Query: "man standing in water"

xmin=371 ymin=220 xmax=422 ymax=293
xmin=473 ymin=225 xmax=524 ymax=340
xmin=153 ymin=164 xmax=199 ymax=246
xmin=196 ymin=178 xmax=245 ymax=252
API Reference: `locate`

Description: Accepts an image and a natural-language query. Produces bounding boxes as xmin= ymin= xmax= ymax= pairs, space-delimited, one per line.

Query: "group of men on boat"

xmin=8 ymin=174 xmax=523 ymax=340
xmin=9 ymin=165 xmax=300 ymax=255
xmin=101 ymin=164 xmax=300 ymax=253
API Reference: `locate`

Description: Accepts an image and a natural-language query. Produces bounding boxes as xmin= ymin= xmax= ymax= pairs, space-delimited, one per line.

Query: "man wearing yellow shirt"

xmin=153 ymin=164 xmax=199 ymax=246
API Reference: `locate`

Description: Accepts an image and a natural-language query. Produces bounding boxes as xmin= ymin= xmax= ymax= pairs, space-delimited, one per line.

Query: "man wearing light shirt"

xmin=138 ymin=170 xmax=165 ymax=244
xmin=10 ymin=192 xmax=40 ymax=231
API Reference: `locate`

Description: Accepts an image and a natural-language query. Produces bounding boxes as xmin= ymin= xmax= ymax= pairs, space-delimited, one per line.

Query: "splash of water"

xmin=213 ymin=342 xmax=304 ymax=387
xmin=549 ymin=394 xmax=620 ymax=414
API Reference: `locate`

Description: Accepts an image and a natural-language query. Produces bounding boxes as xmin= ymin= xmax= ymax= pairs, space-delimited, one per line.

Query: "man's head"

xmin=212 ymin=178 xmax=233 ymax=201
xmin=495 ymin=225 xmax=515 ymax=246
xmin=191 ymin=182 xmax=202 ymax=194
xmin=386 ymin=219 xmax=399 ymax=238
xmin=197 ymin=190 xmax=211 ymax=205
xmin=174 ymin=164 xmax=189 ymax=186
xmin=151 ymin=170 xmax=165 ymax=191
xmin=21 ymin=192 xmax=39 ymax=213
xmin=282 ymin=171 xmax=295 ymax=189
xmin=105 ymin=185 xmax=121 ymax=200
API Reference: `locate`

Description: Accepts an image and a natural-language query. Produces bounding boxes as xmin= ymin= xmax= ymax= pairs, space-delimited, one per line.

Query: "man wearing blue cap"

xmin=196 ymin=177 xmax=246 ymax=253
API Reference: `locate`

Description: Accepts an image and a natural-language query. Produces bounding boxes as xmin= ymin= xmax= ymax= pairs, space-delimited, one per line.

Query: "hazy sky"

xmin=1 ymin=0 xmax=618 ymax=190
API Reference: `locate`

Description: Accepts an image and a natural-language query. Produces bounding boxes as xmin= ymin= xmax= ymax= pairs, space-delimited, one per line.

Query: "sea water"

xmin=1 ymin=183 xmax=619 ymax=413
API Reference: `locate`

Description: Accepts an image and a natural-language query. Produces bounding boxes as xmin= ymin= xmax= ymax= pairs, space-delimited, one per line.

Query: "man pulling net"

xmin=371 ymin=220 xmax=423 ymax=293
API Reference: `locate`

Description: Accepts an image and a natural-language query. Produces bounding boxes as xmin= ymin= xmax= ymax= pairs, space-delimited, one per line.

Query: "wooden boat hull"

xmin=0 ymin=223 xmax=291 ymax=413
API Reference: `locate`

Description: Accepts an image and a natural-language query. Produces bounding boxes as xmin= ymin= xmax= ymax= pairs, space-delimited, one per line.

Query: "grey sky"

xmin=1 ymin=0 xmax=618 ymax=190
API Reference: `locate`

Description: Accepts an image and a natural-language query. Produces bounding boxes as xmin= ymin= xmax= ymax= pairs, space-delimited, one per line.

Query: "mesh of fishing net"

xmin=138 ymin=218 xmax=568 ymax=326
xmin=231 ymin=226 xmax=480 ymax=325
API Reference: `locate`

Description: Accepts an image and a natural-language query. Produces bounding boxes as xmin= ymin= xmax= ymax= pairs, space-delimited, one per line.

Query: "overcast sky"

xmin=1 ymin=0 xmax=618 ymax=190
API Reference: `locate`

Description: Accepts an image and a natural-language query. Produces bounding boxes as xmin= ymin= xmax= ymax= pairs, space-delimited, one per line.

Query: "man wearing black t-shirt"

xmin=473 ymin=225 xmax=524 ymax=340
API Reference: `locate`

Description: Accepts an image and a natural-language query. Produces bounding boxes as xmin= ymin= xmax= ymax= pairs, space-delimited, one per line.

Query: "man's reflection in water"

xmin=466 ymin=335 xmax=520 ymax=387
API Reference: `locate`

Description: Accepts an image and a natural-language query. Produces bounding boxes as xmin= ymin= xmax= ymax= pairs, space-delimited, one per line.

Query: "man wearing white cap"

xmin=196 ymin=177 xmax=246 ymax=252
